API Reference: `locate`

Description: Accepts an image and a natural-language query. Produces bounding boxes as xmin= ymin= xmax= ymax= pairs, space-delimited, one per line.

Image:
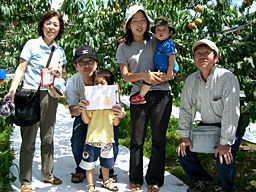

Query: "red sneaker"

xmin=130 ymin=94 xmax=146 ymax=105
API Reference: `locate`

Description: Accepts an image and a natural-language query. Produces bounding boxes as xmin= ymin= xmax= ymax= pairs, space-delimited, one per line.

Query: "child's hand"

xmin=79 ymin=99 xmax=89 ymax=110
xmin=112 ymin=104 xmax=126 ymax=118
xmin=145 ymin=71 xmax=164 ymax=85
xmin=167 ymin=70 xmax=174 ymax=78
xmin=156 ymin=71 xmax=164 ymax=79
xmin=163 ymin=71 xmax=175 ymax=81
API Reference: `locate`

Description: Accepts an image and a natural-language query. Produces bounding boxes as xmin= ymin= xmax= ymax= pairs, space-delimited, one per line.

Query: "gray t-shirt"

xmin=115 ymin=37 xmax=171 ymax=95
xmin=66 ymin=72 xmax=85 ymax=107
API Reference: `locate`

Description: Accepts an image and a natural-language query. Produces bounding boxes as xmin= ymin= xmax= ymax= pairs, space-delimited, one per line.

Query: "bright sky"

xmin=231 ymin=0 xmax=241 ymax=6
xmin=231 ymin=0 xmax=256 ymax=13
xmin=50 ymin=0 xmax=64 ymax=10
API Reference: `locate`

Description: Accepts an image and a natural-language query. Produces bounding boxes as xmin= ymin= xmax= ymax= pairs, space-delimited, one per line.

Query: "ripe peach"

xmin=195 ymin=5 xmax=203 ymax=12
xmin=188 ymin=22 xmax=197 ymax=29
xmin=194 ymin=18 xmax=203 ymax=26
xmin=114 ymin=3 xmax=120 ymax=11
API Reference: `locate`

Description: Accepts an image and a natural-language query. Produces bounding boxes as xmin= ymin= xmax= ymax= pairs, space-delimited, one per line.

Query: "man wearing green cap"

xmin=130 ymin=16 xmax=179 ymax=104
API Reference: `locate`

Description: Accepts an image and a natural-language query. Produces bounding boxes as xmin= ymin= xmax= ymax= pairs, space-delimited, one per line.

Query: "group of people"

xmin=3 ymin=4 xmax=241 ymax=192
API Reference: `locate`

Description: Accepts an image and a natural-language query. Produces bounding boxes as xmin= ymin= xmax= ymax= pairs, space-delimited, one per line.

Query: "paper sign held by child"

xmin=84 ymin=85 xmax=119 ymax=110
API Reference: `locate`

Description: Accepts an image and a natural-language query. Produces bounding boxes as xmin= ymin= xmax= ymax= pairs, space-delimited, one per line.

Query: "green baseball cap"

xmin=151 ymin=16 xmax=175 ymax=35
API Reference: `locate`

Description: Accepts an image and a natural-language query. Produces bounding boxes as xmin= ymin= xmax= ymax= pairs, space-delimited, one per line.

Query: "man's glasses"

xmin=77 ymin=59 xmax=95 ymax=67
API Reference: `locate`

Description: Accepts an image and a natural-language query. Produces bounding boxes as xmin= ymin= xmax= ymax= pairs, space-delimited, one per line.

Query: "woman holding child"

xmin=115 ymin=4 xmax=174 ymax=192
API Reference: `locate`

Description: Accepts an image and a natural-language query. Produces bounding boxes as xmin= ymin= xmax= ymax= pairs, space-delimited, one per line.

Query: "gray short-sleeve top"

xmin=115 ymin=37 xmax=171 ymax=95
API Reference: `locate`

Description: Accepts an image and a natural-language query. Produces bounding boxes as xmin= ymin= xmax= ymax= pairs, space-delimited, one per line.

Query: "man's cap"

xmin=125 ymin=4 xmax=153 ymax=29
xmin=75 ymin=44 xmax=98 ymax=63
xmin=151 ymin=16 xmax=175 ymax=35
xmin=192 ymin=39 xmax=219 ymax=55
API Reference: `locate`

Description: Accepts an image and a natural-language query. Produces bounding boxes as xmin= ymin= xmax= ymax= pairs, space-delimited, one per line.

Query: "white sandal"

xmin=86 ymin=184 xmax=96 ymax=192
xmin=102 ymin=179 xmax=118 ymax=191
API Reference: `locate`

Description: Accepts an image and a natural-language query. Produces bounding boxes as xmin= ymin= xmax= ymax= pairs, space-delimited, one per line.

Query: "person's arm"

xmin=81 ymin=110 xmax=91 ymax=124
xmin=215 ymin=74 xmax=240 ymax=165
xmin=66 ymin=76 xmax=83 ymax=116
xmin=176 ymin=76 xmax=195 ymax=156
xmin=165 ymin=54 xmax=175 ymax=80
xmin=113 ymin=116 xmax=120 ymax=126
xmin=162 ymin=40 xmax=177 ymax=81
xmin=80 ymin=100 xmax=91 ymax=124
xmin=69 ymin=99 xmax=90 ymax=117
xmin=119 ymin=64 xmax=163 ymax=85
xmin=4 ymin=58 xmax=28 ymax=100
xmin=176 ymin=75 xmax=194 ymax=137
xmin=69 ymin=105 xmax=81 ymax=117
xmin=219 ymin=74 xmax=240 ymax=145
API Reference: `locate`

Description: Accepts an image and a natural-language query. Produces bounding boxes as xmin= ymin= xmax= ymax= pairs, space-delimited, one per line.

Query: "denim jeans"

xmin=129 ymin=90 xmax=172 ymax=187
xmin=178 ymin=129 xmax=242 ymax=192
xmin=70 ymin=115 xmax=119 ymax=173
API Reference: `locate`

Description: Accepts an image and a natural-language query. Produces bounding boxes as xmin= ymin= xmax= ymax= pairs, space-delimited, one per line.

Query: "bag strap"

xmin=191 ymin=75 xmax=200 ymax=124
xmin=37 ymin=45 xmax=55 ymax=90
xmin=46 ymin=46 xmax=55 ymax=68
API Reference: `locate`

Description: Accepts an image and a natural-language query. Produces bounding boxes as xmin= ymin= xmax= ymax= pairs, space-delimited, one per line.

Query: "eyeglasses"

xmin=131 ymin=18 xmax=147 ymax=25
xmin=194 ymin=51 xmax=214 ymax=57
xmin=77 ymin=59 xmax=95 ymax=67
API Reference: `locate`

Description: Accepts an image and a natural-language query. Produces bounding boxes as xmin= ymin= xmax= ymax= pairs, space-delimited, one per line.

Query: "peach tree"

xmin=0 ymin=0 xmax=255 ymax=189
xmin=1 ymin=0 xmax=255 ymax=131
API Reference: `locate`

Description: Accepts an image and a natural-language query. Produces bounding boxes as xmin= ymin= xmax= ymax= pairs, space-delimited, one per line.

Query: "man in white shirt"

xmin=176 ymin=39 xmax=241 ymax=192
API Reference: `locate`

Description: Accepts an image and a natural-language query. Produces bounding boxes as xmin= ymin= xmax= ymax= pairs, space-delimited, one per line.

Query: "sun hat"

xmin=75 ymin=44 xmax=98 ymax=64
xmin=125 ymin=4 xmax=153 ymax=29
xmin=192 ymin=39 xmax=219 ymax=55
xmin=48 ymin=78 xmax=66 ymax=99
xmin=151 ymin=16 xmax=176 ymax=35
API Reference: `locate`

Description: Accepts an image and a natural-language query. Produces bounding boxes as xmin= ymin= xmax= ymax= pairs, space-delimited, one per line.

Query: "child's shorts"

xmin=79 ymin=143 xmax=114 ymax=170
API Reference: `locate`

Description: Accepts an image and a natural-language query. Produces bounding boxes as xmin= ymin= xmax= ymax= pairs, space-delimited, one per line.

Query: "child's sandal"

xmin=86 ymin=184 xmax=96 ymax=192
xmin=102 ymin=179 xmax=118 ymax=191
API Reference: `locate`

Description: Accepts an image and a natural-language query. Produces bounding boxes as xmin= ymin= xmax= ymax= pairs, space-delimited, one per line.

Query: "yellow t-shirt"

xmin=86 ymin=109 xmax=115 ymax=144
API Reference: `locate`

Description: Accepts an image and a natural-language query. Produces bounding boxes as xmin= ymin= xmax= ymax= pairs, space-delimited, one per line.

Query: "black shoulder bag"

xmin=12 ymin=46 xmax=55 ymax=126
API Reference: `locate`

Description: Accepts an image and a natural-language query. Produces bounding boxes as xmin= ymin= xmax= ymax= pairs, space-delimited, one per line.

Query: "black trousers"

xmin=129 ymin=90 xmax=172 ymax=187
